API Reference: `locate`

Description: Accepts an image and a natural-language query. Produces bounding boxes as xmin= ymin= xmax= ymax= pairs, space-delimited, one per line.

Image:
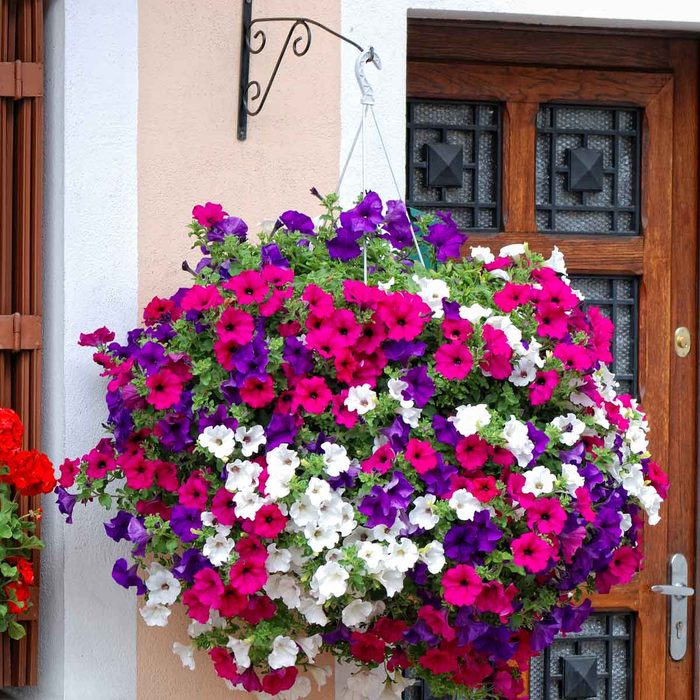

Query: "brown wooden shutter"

xmin=0 ymin=0 xmax=43 ymax=687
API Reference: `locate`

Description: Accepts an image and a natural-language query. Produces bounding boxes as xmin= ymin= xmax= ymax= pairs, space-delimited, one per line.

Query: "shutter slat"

xmin=0 ymin=0 xmax=43 ymax=687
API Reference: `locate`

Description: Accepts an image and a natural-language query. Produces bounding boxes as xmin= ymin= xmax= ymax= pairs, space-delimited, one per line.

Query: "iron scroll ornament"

xmin=238 ymin=0 xmax=364 ymax=140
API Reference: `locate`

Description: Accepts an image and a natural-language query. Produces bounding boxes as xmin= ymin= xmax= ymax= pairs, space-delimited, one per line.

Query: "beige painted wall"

xmin=137 ymin=0 xmax=340 ymax=696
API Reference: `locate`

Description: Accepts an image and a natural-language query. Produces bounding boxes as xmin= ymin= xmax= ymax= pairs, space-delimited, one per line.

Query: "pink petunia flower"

xmin=493 ymin=283 xmax=532 ymax=313
xmin=293 ymin=376 xmax=332 ymax=414
xmin=261 ymin=265 xmax=294 ymax=288
xmin=441 ymin=317 xmax=473 ymax=343
xmin=526 ymin=497 xmax=567 ymax=534
xmin=178 ymin=472 xmax=209 ymax=509
xmin=377 ymin=291 xmax=431 ymax=341
xmin=229 ymin=558 xmax=267 ymax=595
xmin=192 ymin=567 xmax=225 ymax=607
xmin=435 ymin=343 xmax=473 ymax=380
xmin=145 ymin=368 xmax=184 ymax=410
xmin=215 ymin=307 xmax=255 ymax=345
xmin=528 ymin=370 xmax=558 ymax=406
xmin=456 ymin=435 xmax=489 ymax=472
xmin=85 ymin=448 xmax=116 ymax=480
xmin=180 ymin=284 xmax=224 ymax=312
xmin=405 ymin=438 xmax=438 ymax=474
xmin=240 ymin=375 xmax=275 ymax=408
xmin=153 ymin=460 xmax=179 ymax=492
xmin=121 ymin=453 xmax=155 ymax=490
xmin=192 ymin=201 xmax=227 ymax=227
xmin=301 ymin=284 xmax=335 ymax=317
xmin=249 ymin=504 xmax=286 ymax=538
xmin=223 ymin=270 xmax=269 ymax=305
xmin=329 ymin=309 xmax=363 ymax=345
xmin=474 ymin=580 xmax=516 ymax=620
xmin=361 ymin=443 xmax=395 ymax=474
xmin=512 ymin=532 xmax=556 ymax=573
xmin=535 ymin=302 xmax=569 ymax=339
xmin=211 ymin=487 xmax=238 ymax=527
xmin=554 ymin=343 xmax=592 ymax=372
xmin=441 ymin=564 xmax=482 ymax=606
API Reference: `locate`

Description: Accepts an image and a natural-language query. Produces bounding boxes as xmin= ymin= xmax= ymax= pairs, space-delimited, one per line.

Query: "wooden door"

xmin=407 ymin=22 xmax=698 ymax=700
xmin=0 ymin=0 xmax=44 ymax=687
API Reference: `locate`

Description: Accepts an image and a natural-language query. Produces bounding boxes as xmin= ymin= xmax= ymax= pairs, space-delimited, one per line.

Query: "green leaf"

xmin=98 ymin=493 xmax=113 ymax=509
xmin=7 ymin=621 xmax=26 ymax=640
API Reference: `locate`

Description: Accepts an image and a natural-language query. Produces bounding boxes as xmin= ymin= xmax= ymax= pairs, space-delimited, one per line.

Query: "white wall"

xmin=11 ymin=1 xmax=139 ymax=698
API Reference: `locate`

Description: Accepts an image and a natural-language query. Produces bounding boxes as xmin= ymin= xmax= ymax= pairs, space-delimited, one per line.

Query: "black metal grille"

xmin=570 ymin=275 xmax=639 ymax=397
xmin=529 ymin=612 xmax=635 ymax=700
xmin=536 ymin=105 xmax=641 ymax=235
xmin=406 ymin=100 xmax=502 ymax=231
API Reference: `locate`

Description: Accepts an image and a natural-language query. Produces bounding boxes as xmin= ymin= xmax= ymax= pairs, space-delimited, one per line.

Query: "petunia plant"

xmin=56 ymin=191 xmax=667 ymax=699
xmin=0 ymin=408 xmax=56 ymax=640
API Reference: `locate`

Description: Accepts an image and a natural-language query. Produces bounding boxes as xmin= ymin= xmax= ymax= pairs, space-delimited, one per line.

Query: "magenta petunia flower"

xmin=192 ymin=201 xmax=227 ymax=228
xmin=526 ymin=497 xmax=567 ymax=535
xmin=377 ymin=292 xmax=430 ymax=341
xmin=512 ymin=532 xmax=556 ymax=573
xmin=223 ymin=270 xmax=270 ymax=305
xmin=435 ymin=342 xmax=473 ymax=380
xmin=441 ymin=564 xmax=482 ymax=606
xmin=145 ymin=368 xmax=183 ymax=409
xmin=293 ymin=376 xmax=332 ymax=414
xmin=529 ymin=369 xmax=558 ymax=406
xmin=405 ymin=438 xmax=437 ymax=474
xmin=180 ymin=284 xmax=224 ymax=312
xmin=216 ymin=307 xmax=255 ymax=346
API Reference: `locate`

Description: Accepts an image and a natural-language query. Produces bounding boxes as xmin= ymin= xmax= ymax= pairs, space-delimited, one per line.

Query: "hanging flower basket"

xmin=56 ymin=191 xmax=666 ymax=699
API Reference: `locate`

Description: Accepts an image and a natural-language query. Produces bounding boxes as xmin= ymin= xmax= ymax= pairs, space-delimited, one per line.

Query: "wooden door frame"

xmin=407 ymin=19 xmax=699 ymax=698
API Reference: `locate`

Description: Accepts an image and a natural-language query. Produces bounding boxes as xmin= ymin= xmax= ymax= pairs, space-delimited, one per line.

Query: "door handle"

xmin=651 ymin=553 xmax=692 ymax=661
xmin=651 ymin=584 xmax=695 ymax=598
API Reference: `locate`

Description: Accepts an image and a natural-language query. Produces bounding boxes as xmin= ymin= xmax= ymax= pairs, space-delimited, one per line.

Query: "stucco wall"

xmin=136 ymin=1 xmax=340 ymax=697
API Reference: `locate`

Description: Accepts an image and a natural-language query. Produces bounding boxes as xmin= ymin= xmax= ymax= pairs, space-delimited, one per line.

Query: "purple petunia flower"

xmin=382 ymin=200 xmax=414 ymax=250
xmin=265 ymin=413 xmax=297 ymax=451
xmin=279 ymin=210 xmax=315 ymax=235
xmin=385 ymin=471 xmax=414 ymax=510
xmin=209 ymin=216 xmax=248 ymax=243
xmin=127 ymin=517 xmax=151 ymax=557
xmin=424 ymin=211 xmax=468 ymax=262
xmin=104 ymin=510 xmax=134 ymax=542
xmin=55 ymin=486 xmax=77 ymax=524
xmin=198 ymin=404 xmax=237 ymax=433
xmin=136 ymin=341 xmax=165 ymax=376
xmin=527 ymin=422 xmax=550 ymax=465
xmin=170 ymin=505 xmax=201 ymax=543
xmin=402 ymin=365 xmax=435 ymax=408
xmin=432 ymin=415 xmax=461 ymax=448
xmin=384 ymin=340 xmax=426 ymax=365
xmin=283 ymin=336 xmax=314 ymax=375
xmin=112 ymin=558 xmax=146 ymax=595
xmin=339 ymin=191 xmax=383 ymax=234
xmin=382 ymin=417 xmax=411 ymax=453
xmin=444 ymin=511 xmax=502 ymax=564
xmin=261 ymin=243 xmax=289 ymax=268
xmin=172 ymin=548 xmax=211 ymax=583
xmin=358 ymin=486 xmax=397 ymax=528
xmin=326 ymin=228 xmax=363 ymax=261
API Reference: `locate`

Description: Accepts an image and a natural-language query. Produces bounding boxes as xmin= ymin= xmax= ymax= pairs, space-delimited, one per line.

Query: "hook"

xmin=355 ymin=46 xmax=381 ymax=106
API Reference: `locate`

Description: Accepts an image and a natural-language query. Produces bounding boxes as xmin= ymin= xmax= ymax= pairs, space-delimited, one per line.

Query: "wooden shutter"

xmin=0 ymin=0 xmax=43 ymax=687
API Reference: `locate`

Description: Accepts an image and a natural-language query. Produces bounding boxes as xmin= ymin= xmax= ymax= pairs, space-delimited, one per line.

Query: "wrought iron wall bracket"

xmin=237 ymin=0 xmax=363 ymax=140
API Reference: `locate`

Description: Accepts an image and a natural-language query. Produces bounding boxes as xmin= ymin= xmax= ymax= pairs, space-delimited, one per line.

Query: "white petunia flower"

xmin=357 ymin=541 xmax=385 ymax=574
xmin=321 ymin=441 xmax=351 ymax=477
xmin=226 ymin=637 xmax=251 ymax=669
xmin=485 ymin=315 xmax=523 ymax=349
xmin=376 ymin=568 xmax=405 ymax=597
xmin=398 ymin=405 xmax=422 ymax=427
xmin=413 ymin=275 xmax=450 ymax=318
xmin=377 ymin=277 xmax=395 ymax=292
xmin=265 ymin=574 xmax=302 ymax=609
xmin=304 ymin=523 xmax=340 ymax=553
xmin=203 ymin=532 xmax=235 ymax=567
xmin=225 ymin=458 xmax=262 ymax=492
xmin=311 ymin=561 xmax=349 ymax=603
xmin=266 ymin=543 xmax=293 ymax=573
xmin=522 ymin=465 xmax=557 ymax=496
xmin=268 ymin=635 xmax=299 ymax=670
xmin=420 ymin=541 xmax=446 ymax=574
xmin=550 ymin=413 xmax=586 ymax=446
xmin=500 ymin=243 xmax=526 ymax=258
xmin=342 ymin=599 xmax=374 ymax=628
xmin=290 ymin=495 xmax=317 ymax=527
xmin=509 ymin=356 xmax=537 ymax=386
xmin=146 ymin=562 xmax=181 ymax=606
xmin=233 ymin=488 xmax=265 ymax=520
xmin=297 ymin=634 xmax=323 ymax=663
xmin=198 ymin=425 xmax=236 ymax=460
xmin=449 ymin=488 xmax=484 ymax=521
xmin=561 ymin=463 xmax=585 ymax=496
xmin=388 ymin=378 xmax=413 ymax=408
xmin=344 ymin=384 xmax=378 ymax=415
xmin=265 ymin=444 xmax=299 ymax=500
xmin=409 ymin=494 xmax=439 ymax=530
xmin=305 ymin=477 xmax=333 ymax=507
xmin=449 ymin=403 xmax=491 ymax=437
xmin=459 ymin=303 xmax=492 ymax=323
xmin=470 ymin=245 xmax=495 ymax=263
xmin=298 ymin=596 xmax=329 ymax=626
xmin=543 ymin=245 xmax=567 ymax=275
xmin=187 ymin=620 xmax=212 ymax=638
xmin=140 ymin=602 xmax=171 ymax=627
xmin=172 ymin=642 xmax=195 ymax=670
xmin=235 ymin=424 xmax=267 ymax=457
xmin=387 ymin=537 xmax=419 ymax=573
xmin=502 ymin=415 xmax=535 ymax=467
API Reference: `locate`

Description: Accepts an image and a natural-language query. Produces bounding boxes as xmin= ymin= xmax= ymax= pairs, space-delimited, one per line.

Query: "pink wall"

xmin=137 ymin=0 xmax=340 ymax=696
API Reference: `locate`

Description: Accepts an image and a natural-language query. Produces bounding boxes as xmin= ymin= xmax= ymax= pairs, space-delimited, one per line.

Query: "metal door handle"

xmin=651 ymin=553 xmax=692 ymax=661
xmin=651 ymin=584 xmax=695 ymax=598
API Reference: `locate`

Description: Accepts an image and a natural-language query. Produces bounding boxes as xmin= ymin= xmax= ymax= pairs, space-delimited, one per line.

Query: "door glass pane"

xmin=529 ymin=612 xmax=635 ymax=700
xmin=569 ymin=275 xmax=639 ymax=396
xmin=406 ymin=100 xmax=502 ymax=231
xmin=536 ymin=105 xmax=641 ymax=235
